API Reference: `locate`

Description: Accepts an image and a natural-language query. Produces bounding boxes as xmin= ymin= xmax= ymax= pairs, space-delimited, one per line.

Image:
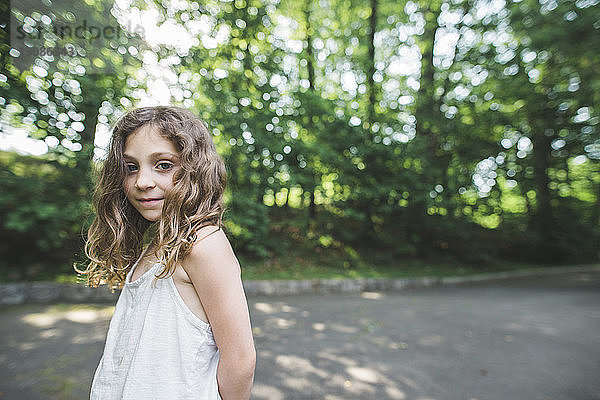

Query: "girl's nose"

xmin=134 ymin=168 xmax=156 ymax=190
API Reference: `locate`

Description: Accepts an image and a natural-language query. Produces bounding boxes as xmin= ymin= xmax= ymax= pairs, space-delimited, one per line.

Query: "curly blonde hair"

xmin=76 ymin=106 xmax=227 ymax=290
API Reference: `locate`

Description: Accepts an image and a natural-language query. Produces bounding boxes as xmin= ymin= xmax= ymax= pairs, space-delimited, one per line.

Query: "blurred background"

xmin=1 ymin=0 xmax=599 ymax=283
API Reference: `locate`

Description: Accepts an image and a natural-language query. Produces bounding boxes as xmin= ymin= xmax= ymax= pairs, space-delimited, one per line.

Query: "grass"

xmin=236 ymin=220 xmax=590 ymax=280
xmin=1 ymin=241 xmax=595 ymax=284
xmin=49 ymin=259 xmax=581 ymax=283
xmin=238 ymin=246 xmax=585 ymax=281
xmin=240 ymin=260 xmax=587 ymax=281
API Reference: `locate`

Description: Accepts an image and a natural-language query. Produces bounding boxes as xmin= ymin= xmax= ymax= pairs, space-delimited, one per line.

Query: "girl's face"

xmin=122 ymin=125 xmax=180 ymax=222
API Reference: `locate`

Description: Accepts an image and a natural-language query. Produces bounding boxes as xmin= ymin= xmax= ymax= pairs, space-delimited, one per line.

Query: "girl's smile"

xmin=137 ymin=198 xmax=164 ymax=207
xmin=122 ymin=125 xmax=180 ymax=222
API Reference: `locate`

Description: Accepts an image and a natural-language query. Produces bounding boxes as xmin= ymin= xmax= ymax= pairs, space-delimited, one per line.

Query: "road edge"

xmin=1 ymin=264 xmax=599 ymax=305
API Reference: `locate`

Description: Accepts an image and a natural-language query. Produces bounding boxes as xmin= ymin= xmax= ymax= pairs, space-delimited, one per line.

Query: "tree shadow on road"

xmin=0 ymin=304 xmax=113 ymax=400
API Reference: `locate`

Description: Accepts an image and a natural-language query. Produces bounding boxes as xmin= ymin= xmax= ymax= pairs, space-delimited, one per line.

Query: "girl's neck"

xmin=142 ymin=235 xmax=159 ymax=255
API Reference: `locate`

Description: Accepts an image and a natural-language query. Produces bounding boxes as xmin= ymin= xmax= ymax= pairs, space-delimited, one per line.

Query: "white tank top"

xmin=90 ymin=249 xmax=221 ymax=400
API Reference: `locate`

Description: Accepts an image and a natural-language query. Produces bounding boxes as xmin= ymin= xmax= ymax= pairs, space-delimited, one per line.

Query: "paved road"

xmin=1 ymin=271 xmax=599 ymax=400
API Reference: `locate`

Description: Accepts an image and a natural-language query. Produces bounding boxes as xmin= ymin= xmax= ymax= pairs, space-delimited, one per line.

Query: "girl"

xmin=79 ymin=106 xmax=255 ymax=399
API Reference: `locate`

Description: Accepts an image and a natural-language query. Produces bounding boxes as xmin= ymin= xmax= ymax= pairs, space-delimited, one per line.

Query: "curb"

xmin=1 ymin=264 xmax=599 ymax=305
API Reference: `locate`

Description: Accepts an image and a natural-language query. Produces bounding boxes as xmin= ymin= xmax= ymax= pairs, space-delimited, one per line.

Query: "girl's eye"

xmin=157 ymin=162 xmax=173 ymax=171
xmin=126 ymin=164 xmax=137 ymax=173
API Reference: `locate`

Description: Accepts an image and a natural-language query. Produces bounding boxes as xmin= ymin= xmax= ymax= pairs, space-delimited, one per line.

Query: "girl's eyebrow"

xmin=123 ymin=152 xmax=179 ymax=160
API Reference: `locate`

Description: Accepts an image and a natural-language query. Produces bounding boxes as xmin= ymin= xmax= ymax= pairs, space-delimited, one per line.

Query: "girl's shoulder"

xmin=190 ymin=224 xmax=231 ymax=251
xmin=182 ymin=225 xmax=239 ymax=272
xmin=193 ymin=224 xmax=224 ymax=244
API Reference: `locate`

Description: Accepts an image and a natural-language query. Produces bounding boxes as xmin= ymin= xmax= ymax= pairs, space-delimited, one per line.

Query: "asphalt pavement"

xmin=1 ymin=270 xmax=599 ymax=400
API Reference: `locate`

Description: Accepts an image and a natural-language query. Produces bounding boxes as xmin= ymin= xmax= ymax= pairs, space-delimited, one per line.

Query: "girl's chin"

xmin=137 ymin=210 xmax=162 ymax=222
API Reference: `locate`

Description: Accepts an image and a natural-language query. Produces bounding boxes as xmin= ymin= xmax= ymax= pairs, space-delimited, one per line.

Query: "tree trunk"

xmin=594 ymin=173 xmax=600 ymax=226
xmin=530 ymin=122 xmax=555 ymax=259
xmin=409 ymin=3 xmax=442 ymax=256
xmin=77 ymin=78 xmax=102 ymax=184
xmin=366 ymin=0 xmax=377 ymax=127
xmin=304 ymin=0 xmax=318 ymax=222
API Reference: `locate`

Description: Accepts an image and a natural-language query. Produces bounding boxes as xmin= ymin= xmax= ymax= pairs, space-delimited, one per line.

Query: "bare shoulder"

xmin=182 ymin=225 xmax=240 ymax=274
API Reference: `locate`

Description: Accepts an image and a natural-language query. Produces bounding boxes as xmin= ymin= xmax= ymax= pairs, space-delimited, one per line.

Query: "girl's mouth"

xmin=138 ymin=198 xmax=163 ymax=206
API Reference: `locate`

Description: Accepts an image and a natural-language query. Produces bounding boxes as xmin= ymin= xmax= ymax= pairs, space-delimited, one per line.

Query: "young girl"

xmin=79 ymin=106 xmax=255 ymax=400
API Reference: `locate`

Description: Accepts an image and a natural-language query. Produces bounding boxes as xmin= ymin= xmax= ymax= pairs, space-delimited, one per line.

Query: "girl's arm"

xmin=182 ymin=227 xmax=256 ymax=400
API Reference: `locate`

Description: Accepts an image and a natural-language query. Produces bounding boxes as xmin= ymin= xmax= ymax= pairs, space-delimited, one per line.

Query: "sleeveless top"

xmin=90 ymin=248 xmax=222 ymax=400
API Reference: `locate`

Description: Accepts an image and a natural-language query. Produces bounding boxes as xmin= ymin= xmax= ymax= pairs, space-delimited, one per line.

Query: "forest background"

xmin=1 ymin=0 xmax=598 ymax=283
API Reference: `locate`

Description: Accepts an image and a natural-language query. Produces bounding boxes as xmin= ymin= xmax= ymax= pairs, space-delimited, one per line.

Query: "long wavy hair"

xmin=77 ymin=106 xmax=227 ymax=290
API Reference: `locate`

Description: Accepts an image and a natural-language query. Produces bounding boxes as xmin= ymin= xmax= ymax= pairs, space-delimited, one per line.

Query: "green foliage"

xmin=0 ymin=151 xmax=92 ymax=280
xmin=225 ymin=188 xmax=271 ymax=259
xmin=1 ymin=0 xmax=598 ymax=282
